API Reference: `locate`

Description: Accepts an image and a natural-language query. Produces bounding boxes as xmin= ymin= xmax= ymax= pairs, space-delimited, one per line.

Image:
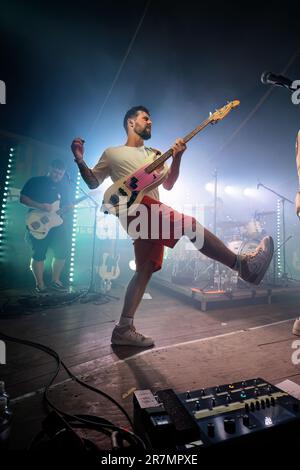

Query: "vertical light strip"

xmin=69 ymin=172 xmax=81 ymax=285
xmin=276 ymin=198 xmax=282 ymax=278
xmin=0 ymin=147 xmax=15 ymax=259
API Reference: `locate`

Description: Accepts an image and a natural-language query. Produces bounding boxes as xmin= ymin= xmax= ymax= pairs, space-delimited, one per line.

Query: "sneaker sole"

xmin=111 ymin=338 xmax=154 ymax=347
xmin=250 ymin=236 xmax=274 ymax=286
xmin=50 ymin=286 xmax=68 ymax=292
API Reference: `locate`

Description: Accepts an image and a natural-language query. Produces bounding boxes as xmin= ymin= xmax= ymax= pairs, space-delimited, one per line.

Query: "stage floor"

xmin=1 ymin=282 xmax=300 ymax=450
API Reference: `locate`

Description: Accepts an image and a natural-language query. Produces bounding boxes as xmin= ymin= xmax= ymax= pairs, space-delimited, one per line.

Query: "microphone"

xmin=257 ymin=183 xmax=261 ymax=189
xmin=261 ymin=71 xmax=298 ymax=91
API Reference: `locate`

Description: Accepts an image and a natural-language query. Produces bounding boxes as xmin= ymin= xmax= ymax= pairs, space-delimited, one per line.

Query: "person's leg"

xmin=187 ymin=221 xmax=274 ymax=285
xmin=119 ymin=260 xmax=155 ymax=325
xmin=199 ymin=225 xmax=237 ymax=268
xmin=111 ymin=260 xmax=155 ymax=347
xmin=111 ymin=241 xmax=164 ymax=347
xmin=25 ymin=231 xmax=48 ymax=290
xmin=50 ymin=226 xmax=68 ymax=289
xmin=51 ymin=258 xmax=66 ymax=284
xmin=31 ymin=259 xmax=45 ymax=289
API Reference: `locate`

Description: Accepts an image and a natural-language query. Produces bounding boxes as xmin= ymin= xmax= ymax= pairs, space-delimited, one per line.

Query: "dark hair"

xmin=123 ymin=105 xmax=150 ymax=133
xmin=50 ymin=159 xmax=66 ymax=171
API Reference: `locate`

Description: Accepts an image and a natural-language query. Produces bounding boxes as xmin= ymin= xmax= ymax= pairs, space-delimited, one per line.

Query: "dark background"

xmin=1 ymin=0 xmax=299 ymax=177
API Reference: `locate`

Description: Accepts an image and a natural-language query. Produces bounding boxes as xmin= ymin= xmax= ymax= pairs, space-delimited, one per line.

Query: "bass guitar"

xmin=101 ymin=100 xmax=240 ymax=216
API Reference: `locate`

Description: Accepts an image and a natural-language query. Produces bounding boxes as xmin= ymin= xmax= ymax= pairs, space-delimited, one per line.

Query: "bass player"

xmin=72 ymin=105 xmax=274 ymax=347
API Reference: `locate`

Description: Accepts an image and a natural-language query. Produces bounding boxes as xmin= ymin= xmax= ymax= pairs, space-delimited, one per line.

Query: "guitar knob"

xmin=207 ymin=423 xmax=215 ymax=438
xmin=224 ymin=418 xmax=236 ymax=434
xmin=243 ymin=415 xmax=250 ymax=427
xmin=195 ymin=400 xmax=201 ymax=411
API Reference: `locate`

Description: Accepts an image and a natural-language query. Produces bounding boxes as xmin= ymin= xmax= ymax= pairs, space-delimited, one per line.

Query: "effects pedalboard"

xmin=133 ymin=378 xmax=300 ymax=451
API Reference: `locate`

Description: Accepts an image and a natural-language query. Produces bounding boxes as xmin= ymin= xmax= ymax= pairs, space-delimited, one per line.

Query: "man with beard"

xmin=71 ymin=105 xmax=274 ymax=347
xmin=20 ymin=159 xmax=71 ymax=293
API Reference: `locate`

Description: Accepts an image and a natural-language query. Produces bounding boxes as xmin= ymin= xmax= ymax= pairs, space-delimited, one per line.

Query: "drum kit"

xmin=168 ymin=210 xmax=275 ymax=289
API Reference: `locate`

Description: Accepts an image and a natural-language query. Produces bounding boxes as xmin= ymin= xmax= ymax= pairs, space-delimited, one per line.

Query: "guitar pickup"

xmin=118 ymin=188 xmax=128 ymax=196
xmin=110 ymin=194 xmax=119 ymax=205
xmin=127 ymin=191 xmax=138 ymax=208
xmin=129 ymin=177 xmax=138 ymax=190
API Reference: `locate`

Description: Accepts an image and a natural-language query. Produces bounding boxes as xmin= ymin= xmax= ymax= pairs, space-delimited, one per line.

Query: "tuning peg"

xmin=209 ymin=111 xmax=212 ymax=116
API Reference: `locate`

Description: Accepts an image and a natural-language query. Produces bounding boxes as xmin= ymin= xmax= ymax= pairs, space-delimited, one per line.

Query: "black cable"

xmin=0 ymin=331 xmax=147 ymax=449
xmin=0 ymin=331 xmax=122 ymax=418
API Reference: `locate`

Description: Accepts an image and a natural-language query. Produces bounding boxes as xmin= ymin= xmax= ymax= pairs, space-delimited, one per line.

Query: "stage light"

xmin=276 ymin=199 xmax=282 ymax=277
xmin=129 ymin=259 xmax=136 ymax=271
xmin=69 ymin=172 xmax=81 ymax=284
xmin=224 ymin=186 xmax=236 ymax=195
xmin=243 ymin=187 xmax=257 ymax=197
xmin=205 ymin=182 xmax=215 ymax=193
xmin=0 ymin=147 xmax=15 ymax=256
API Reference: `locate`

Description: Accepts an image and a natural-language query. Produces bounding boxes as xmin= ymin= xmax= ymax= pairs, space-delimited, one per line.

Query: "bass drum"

xmin=227 ymin=239 xmax=259 ymax=256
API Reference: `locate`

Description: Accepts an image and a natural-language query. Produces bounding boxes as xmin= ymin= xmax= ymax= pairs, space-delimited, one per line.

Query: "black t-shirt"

xmin=20 ymin=176 xmax=71 ymax=208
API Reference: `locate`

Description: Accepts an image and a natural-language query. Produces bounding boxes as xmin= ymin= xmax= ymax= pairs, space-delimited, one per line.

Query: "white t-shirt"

xmin=92 ymin=145 xmax=169 ymax=201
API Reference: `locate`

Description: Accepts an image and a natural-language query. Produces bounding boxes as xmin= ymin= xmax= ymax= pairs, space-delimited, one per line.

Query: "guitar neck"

xmin=58 ymin=195 xmax=87 ymax=215
xmin=145 ymin=117 xmax=211 ymax=174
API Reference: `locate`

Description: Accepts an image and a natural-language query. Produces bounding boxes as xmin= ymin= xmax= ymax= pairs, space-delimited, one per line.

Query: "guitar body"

xmin=25 ymin=195 xmax=87 ymax=240
xmin=99 ymin=253 xmax=120 ymax=281
xmin=26 ymin=200 xmax=63 ymax=239
xmin=101 ymin=160 xmax=168 ymax=216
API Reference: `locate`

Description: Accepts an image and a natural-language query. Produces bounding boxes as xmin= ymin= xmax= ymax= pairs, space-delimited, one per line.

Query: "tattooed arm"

xmin=71 ymin=138 xmax=108 ymax=189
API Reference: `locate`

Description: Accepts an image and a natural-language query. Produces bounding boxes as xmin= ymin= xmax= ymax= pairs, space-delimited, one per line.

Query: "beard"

xmin=135 ymin=125 xmax=151 ymax=140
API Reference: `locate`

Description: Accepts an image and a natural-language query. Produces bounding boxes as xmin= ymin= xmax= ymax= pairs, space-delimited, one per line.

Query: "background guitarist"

xmin=20 ymin=159 xmax=72 ymax=293
xmin=72 ymin=105 xmax=274 ymax=348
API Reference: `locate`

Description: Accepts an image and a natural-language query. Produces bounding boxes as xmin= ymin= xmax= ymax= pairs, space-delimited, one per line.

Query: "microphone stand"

xmin=203 ymin=169 xmax=220 ymax=291
xmin=257 ymin=182 xmax=297 ymax=286
xmin=212 ymin=168 xmax=219 ymax=288
xmin=66 ymin=174 xmax=118 ymax=303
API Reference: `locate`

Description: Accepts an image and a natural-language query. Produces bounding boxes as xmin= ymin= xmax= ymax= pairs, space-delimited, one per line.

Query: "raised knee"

xmin=139 ymin=260 xmax=155 ymax=277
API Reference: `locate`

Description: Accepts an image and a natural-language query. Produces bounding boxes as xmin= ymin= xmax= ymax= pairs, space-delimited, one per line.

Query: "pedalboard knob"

xmin=224 ymin=418 xmax=236 ymax=434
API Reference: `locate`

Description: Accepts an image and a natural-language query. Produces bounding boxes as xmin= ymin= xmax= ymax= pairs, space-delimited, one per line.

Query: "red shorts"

xmin=124 ymin=195 xmax=197 ymax=272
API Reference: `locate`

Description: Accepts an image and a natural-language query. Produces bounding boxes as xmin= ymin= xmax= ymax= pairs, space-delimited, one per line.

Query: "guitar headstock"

xmin=209 ymin=100 xmax=240 ymax=123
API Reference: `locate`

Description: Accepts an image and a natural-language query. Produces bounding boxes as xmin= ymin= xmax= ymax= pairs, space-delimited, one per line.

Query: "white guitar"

xmin=97 ymin=214 xmax=121 ymax=291
xmin=101 ymin=100 xmax=240 ymax=216
xmin=26 ymin=196 xmax=86 ymax=239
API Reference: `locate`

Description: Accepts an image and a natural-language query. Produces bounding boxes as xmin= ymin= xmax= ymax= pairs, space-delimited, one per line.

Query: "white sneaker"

xmin=293 ymin=319 xmax=300 ymax=336
xmin=111 ymin=325 xmax=154 ymax=347
xmin=238 ymin=236 xmax=274 ymax=285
